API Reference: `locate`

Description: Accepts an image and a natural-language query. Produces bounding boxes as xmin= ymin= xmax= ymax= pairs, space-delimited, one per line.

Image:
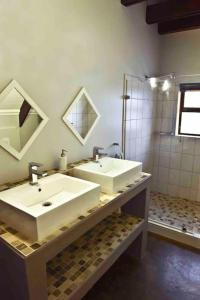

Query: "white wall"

xmin=152 ymin=29 xmax=200 ymax=201
xmin=0 ymin=0 xmax=160 ymax=184
xmin=160 ymin=29 xmax=200 ymax=74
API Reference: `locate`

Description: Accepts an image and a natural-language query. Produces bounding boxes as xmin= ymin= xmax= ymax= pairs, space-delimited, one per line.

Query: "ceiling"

xmin=121 ymin=0 xmax=200 ymax=34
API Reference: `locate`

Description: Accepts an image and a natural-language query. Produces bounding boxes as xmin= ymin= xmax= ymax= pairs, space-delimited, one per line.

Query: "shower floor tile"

xmin=149 ymin=192 xmax=200 ymax=236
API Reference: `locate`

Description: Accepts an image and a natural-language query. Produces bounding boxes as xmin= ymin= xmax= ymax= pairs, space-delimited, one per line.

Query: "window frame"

xmin=176 ymin=83 xmax=200 ymax=138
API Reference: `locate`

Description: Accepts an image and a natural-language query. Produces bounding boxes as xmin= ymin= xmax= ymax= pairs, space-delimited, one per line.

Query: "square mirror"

xmin=0 ymin=80 xmax=49 ymax=160
xmin=63 ymin=88 xmax=100 ymax=145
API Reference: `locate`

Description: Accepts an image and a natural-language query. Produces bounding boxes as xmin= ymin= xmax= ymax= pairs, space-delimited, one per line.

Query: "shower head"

xmin=145 ymin=73 xmax=175 ymax=91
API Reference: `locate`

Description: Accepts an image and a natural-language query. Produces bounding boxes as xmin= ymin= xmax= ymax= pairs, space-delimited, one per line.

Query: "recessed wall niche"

xmin=0 ymin=80 xmax=49 ymax=160
xmin=63 ymin=88 xmax=100 ymax=145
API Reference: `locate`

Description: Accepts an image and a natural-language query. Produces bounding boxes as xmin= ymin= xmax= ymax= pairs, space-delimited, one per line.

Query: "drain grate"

xmin=182 ymin=224 xmax=187 ymax=232
xmin=42 ymin=202 xmax=52 ymax=207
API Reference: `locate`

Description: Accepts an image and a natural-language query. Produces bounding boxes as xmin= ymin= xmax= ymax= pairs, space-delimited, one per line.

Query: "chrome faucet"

xmin=93 ymin=146 xmax=107 ymax=161
xmin=29 ymin=162 xmax=47 ymax=185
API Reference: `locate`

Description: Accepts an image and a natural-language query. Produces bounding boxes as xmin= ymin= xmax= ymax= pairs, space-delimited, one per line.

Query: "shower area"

xmin=122 ymin=73 xmax=200 ymax=248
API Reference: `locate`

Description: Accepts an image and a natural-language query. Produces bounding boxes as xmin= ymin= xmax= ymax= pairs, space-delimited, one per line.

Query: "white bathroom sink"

xmin=0 ymin=173 xmax=100 ymax=241
xmin=73 ymin=157 xmax=142 ymax=194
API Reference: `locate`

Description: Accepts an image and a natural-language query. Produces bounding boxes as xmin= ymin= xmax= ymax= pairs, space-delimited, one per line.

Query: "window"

xmin=176 ymin=83 xmax=200 ymax=138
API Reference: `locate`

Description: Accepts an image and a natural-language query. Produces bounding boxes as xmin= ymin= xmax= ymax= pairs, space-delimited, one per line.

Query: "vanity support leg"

xmin=121 ymin=186 xmax=150 ymax=259
xmin=25 ymin=255 xmax=48 ymax=300
xmin=0 ymin=240 xmax=47 ymax=300
xmin=141 ymin=186 xmax=150 ymax=258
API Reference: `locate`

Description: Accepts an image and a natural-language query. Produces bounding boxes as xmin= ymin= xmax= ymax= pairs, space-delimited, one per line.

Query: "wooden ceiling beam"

xmin=121 ymin=0 xmax=145 ymax=7
xmin=146 ymin=0 xmax=200 ymax=24
xmin=158 ymin=14 xmax=200 ymax=34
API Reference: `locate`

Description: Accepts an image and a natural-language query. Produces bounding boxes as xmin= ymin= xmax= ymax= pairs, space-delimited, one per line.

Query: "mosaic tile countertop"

xmin=0 ymin=166 xmax=150 ymax=258
xmin=149 ymin=192 xmax=200 ymax=236
xmin=47 ymin=212 xmax=143 ymax=300
xmin=0 ymin=193 xmax=117 ymax=257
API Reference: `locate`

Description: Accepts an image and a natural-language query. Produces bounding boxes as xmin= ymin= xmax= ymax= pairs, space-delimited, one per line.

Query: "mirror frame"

xmin=63 ymin=87 xmax=100 ymax=145
xmin=0 ymin=80 xmax=49 ymax=160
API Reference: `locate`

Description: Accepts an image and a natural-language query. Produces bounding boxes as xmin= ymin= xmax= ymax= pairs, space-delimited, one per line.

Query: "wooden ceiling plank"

xmin=121 ymin=0 xmax=145 ymax=7
xmin=158 ymin=14 xmax=200 ymax=34
xmin=146 ymin=0 xmax=200 ymax=24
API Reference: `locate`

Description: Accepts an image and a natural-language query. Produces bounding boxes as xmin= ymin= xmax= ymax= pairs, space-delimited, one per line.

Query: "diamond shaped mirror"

xmin=0 ymin=80 xmax=48 ymax=160
xmin=63 ymin=88 xmax=100 ymax=145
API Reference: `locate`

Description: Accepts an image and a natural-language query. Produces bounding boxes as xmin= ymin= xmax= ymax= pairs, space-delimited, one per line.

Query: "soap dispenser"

xmin=59 ymin=149 xmax=68 ymax=171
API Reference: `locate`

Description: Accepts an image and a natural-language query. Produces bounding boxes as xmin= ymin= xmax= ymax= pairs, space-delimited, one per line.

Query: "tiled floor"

xmin=149 ymin=192 xmax=200 ymax=236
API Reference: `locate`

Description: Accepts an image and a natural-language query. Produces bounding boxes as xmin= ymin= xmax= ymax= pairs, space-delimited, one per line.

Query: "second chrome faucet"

xmin=29 ymin=162 xmax=47 ymax=185
xmin=93 ymin=146 xmax=107 ymax=161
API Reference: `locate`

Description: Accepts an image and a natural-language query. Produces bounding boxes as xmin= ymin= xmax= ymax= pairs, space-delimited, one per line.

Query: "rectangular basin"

xmin=0 ymin=174 xmax=100 ymax=241
xmin=73 ymin=157 xmax=142 ymax=194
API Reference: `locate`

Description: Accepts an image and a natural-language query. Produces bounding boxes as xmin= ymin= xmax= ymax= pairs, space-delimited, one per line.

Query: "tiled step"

xmin=47 ymin=212 xmax=144 ymax=300
xmin=149 ymin=192 xmax=200 ymax=249
xmin=149 ymin=192 xmax=200 ymax=234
